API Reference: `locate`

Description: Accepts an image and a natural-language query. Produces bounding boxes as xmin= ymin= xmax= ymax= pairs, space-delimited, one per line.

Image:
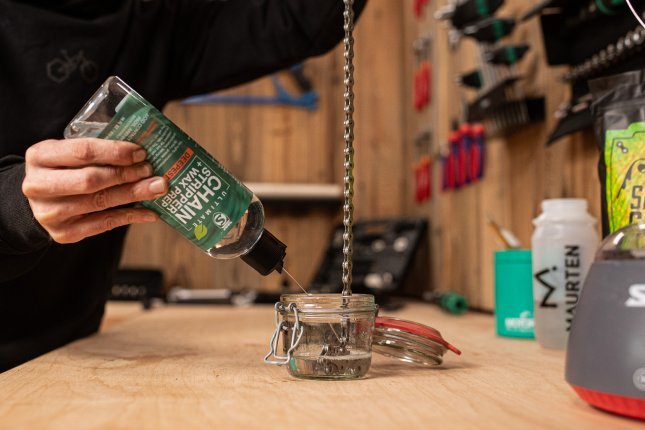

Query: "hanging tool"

xmin=519 ymin=0 xmax=554 ymax=22
xmin=422 ymin=291 xmax=469 ymax=315
xmin=520 ymin=0 xmax=627 ymax=24
xmin=463 ymin=17 xmax=516 ymax=43
xmin=413 ymin=37 xmax=432 ymax=111
xmin=449 ymin=129 xmax=461 ymax=189
xmin=413 ymin=0 xmax=431 ymax=18
xmin=470 ymin=123 xmax=486 ymax=180
xmin=183 ymin=64 xmax=318 ymax=111
xmin=440 ymin=123 xmax=485 ymax=190
xmin=458 ymin=123 xmax=473 ymax=185
xmin=438 ymin=0 xmax=543 ymax=136
xmin=419 ymin=61 xmax=431 ymax=110
xmin=485 ymin=44 xmax=530 ymax=65
xmin=413 ymin=131 xmax=432 ymax=204
xmin=486 ymin=215 xmax=522 ymax=249
xmin=414 ymin=155 xmax=432 ymax=203
xmin=561 ymin=26 xmax=645 ymax=82
xmin=435 ymin=0 xmax=504 ymax=29
xmin=458 ymin=69 xmax=483 ymax=89
xmin=441 ymin=142 xmax=454 ymax=192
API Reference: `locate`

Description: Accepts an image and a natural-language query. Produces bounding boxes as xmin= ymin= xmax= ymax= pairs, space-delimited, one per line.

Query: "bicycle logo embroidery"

xmin=46 ymin=49 xmax=98 ymax=84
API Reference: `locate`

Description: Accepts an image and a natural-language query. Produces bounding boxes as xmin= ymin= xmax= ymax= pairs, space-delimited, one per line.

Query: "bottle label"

xmin=503 ymin=311 xmax=534 ymax=334
xmin=604 ymin=122 xmax=645 ymax=232
xmin=98 ymin=92 xmax=252 ymax=252
xmin=533 ymin=244 xmax=586 ymax=332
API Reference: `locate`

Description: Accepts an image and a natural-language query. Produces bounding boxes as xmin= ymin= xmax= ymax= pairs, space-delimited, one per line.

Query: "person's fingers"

xmin=22 ymin=138 xmax=166 ymax=244
xmin=33 ymin=177 xmax=168 ymax=223
xmin=22 ymin=162 xmax=154 ymax=198
xmin=47 ymin=208 xmax=159 ymax=244
xmin=25 ymin=138 xmax=146 ymax=168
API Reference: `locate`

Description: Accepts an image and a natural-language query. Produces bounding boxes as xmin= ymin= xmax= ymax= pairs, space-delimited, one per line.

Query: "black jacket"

xmin=0 ymin=0 xmax=366 ymax=372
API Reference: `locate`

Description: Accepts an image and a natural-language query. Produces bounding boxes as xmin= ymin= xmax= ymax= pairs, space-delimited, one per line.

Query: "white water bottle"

xmin=531 ymin=199 xmax=599 ymax=349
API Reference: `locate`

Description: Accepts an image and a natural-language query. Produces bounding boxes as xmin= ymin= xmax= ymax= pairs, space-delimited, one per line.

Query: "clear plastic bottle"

xmin=531 ymin=199 xmax=599 ymax=349
xmin=65 ymin=76 xmax=286 ymax=275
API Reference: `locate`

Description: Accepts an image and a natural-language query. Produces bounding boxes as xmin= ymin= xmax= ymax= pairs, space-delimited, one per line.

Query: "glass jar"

xmin=265 ymin=294 xmax=377 ymax=379
xmin=264 ymin=293 xmax=462 ymax=379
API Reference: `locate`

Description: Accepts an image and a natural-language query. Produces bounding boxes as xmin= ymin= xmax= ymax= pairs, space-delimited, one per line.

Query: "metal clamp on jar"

xmin=264 ymin=294 xmax=376 ymax=379
xmin=264 ymin=294 xmax=461 ymax=379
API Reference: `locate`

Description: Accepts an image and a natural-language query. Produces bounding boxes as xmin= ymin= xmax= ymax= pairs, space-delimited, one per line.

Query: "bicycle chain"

xmin=342 ymin=0 xmax=355 ymax=297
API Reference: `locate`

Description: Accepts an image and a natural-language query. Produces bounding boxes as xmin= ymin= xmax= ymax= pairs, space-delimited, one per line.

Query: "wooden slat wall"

xmin=121 ymin=0 xmax=603 ymax=311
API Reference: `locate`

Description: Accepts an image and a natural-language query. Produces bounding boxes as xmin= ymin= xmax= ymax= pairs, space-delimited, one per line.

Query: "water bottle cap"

xmin=541 ymin=198 xmax=588 ymax=215
xmin=536 ymin=199 xmax=597 ymax=225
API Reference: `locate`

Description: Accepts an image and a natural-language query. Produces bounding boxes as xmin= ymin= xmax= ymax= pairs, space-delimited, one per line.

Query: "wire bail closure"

xmin=263 ymin=302 xmax=304 ymax=365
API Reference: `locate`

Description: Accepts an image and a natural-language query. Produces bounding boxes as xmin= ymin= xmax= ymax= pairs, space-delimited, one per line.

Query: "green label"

xmin=503 ymin=311 xmax=534 ymax=335
xmin=605 ymin=122 xmax=645 ymax=232
xmin=98 ymin=93 xmax=252 ymax=251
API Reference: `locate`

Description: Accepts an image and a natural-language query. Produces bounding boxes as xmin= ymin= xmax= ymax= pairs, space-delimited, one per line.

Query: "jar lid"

xmin=534 ymin=198 xmax=596 ymax=224
xmin=373 ymin=316 xmax=461 ymax=365
xmin=542 ymin=198 xmax=588 ymax=215
xmin=279 ymin=293 xmax=376 ymax=313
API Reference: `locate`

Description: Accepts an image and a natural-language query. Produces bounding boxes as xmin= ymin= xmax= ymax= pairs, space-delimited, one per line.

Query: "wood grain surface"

xmin=0 ymin=302 xmax=640 ymax=430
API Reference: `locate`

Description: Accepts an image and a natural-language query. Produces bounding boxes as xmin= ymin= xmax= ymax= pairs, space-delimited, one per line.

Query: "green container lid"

xmin=494 ymin=249 xmax=531 ymax=263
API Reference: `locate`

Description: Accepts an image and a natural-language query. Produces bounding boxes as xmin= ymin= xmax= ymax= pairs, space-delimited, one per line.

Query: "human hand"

xmin=22 ymin=138 xmax=168 ymax=244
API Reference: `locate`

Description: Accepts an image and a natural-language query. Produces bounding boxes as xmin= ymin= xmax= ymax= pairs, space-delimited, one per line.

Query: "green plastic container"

xmin=494 ymin=249 xmax=535 ymax=338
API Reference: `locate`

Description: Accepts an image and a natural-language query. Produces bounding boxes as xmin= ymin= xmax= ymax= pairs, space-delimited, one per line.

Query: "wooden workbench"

xmin=0 ymin=302 xmax=641 ymax=429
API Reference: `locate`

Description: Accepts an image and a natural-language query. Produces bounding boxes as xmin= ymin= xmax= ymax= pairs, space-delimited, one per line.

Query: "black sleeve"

xmin=0 ymin=156 xmax=51 ymax=281
xmin=165 ymin=0 xmax=368 ymax=99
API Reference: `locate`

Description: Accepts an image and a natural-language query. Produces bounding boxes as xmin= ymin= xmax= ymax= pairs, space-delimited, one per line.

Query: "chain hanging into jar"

xmin=342 ymin=0 xmax=356 ymax=298
xmin=262 ymin=2 xmax=463 ymax=378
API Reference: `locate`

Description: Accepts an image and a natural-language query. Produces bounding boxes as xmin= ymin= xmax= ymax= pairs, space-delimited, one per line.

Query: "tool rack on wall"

xmin=404 ymin=0 xmax=616 ymax=310
xmin=530 ymin=0 xmax=645 ymax=143
xmin=435 ymin=0 xmax=545 ymax=136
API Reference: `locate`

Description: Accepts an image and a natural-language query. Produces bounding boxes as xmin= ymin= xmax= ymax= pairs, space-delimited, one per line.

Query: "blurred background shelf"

xmin=245 ymin=182 xmax=342 ymax=207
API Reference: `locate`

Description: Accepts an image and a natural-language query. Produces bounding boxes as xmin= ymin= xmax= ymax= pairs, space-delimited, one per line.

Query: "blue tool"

xmin=182 ymin=64 xmax=318 ymax=111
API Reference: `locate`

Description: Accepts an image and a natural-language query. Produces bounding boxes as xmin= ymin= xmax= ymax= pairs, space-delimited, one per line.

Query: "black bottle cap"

xmin=241 ymin=229 xmax=287 ymax=276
